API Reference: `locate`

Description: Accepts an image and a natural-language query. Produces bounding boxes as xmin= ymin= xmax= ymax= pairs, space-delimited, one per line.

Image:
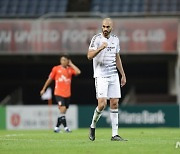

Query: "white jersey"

xmin=89 ymin=33 xmax=120 ymax=78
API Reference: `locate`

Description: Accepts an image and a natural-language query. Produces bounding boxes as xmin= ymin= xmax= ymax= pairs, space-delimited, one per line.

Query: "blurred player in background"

xmin=87 ymin=18 xmax=127 ymax=141
xmin=40 ymin=55 xmax=81 ymax=133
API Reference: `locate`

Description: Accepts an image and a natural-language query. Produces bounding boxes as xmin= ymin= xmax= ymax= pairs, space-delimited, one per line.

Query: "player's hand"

xmin=40 ymin=89 xmax=45 ymax=96
xmin=121 ymin=75 xmax=126 ymax=87
xmin=100 ymin=42 xmax=108 ymax=50
xmin=68 ymin=60 xmax=73 ymax=66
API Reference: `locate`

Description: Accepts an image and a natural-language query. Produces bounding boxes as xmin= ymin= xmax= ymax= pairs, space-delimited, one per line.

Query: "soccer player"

xmin=87 ymin=18 xmax=127 ymax=141
xmin=40 ymin=55 xmax=81 ymax=133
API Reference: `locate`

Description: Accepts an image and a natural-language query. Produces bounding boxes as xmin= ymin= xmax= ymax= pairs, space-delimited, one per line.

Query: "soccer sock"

xmin=56 ymin=114 xmax=66 ymax=127
xmin=110 ymin=109 xmax=119 ymax=137
xmin=56 ymin=117 xmax=61 ymax=127
xmin=60 ymin=116 xmax=67 ymax=128
xmin=90 ymin=107 xmax=103 ymax=128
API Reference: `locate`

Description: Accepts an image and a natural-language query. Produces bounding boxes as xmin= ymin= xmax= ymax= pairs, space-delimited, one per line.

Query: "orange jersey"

xmin=49 ymin=65 xmax=76 ymax=97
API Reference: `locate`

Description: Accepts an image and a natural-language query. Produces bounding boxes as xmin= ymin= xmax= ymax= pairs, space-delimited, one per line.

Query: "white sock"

xmin=110 ymin=109 xmax=119 ymax=137
xmin=90 ymin=107 xmax=102 ymax=128
xmin=64 ymin=127 xmax=69 ymax=130
xmin=54 ymin=126 xmax=59 ymax=130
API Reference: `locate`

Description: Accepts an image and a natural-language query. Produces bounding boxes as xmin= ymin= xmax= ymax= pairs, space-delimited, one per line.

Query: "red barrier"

xmin=0 ymin=18 xmax=178 ymax=54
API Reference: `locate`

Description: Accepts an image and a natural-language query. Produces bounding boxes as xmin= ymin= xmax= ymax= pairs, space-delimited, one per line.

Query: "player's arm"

xmin=40 ymin=77 xmax=53 ymax=96
xmin=69 ymin=60 xmax=81 ymax=75
xmin=116 ymin=53 xmax=126 ymax=87
xmin=87 ymin=42 xmax=108 ymax=60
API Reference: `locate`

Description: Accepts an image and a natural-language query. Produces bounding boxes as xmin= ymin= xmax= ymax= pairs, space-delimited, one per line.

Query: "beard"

xmin=103 ymin=30 xmax=111 ymax=37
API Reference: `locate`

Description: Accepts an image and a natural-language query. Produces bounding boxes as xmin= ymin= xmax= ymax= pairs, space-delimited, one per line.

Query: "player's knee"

xmin=98 ymin=104 xmax=106 ymax=111
xmin=59 ymin=106 xmax=67 ymax=113
xmin=110 ymin=99 xmax=119 ymax=109
xmin=111 ymin=103 xmax=118 ymax=109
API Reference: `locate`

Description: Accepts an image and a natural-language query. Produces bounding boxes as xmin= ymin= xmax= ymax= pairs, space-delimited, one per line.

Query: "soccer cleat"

xmin=89 ymin=127 xmax=95 ymax=141
xmin=65 ymin=128 xmax=72 ymax=133
xmin=54 ymin=127 xmax=60 ymax=133
xmin=111 ymin=135 xmax=128 ymax=141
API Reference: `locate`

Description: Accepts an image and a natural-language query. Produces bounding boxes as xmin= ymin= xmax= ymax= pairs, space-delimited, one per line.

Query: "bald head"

xmin=102 ymin=18 xmax=113 ymax=38
xmin=102 ymin=18 xmax=113 ymax=27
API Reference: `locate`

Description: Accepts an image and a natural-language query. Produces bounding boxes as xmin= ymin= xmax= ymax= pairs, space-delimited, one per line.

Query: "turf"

xmin=0 ymin=128 xmax=180 ymax=154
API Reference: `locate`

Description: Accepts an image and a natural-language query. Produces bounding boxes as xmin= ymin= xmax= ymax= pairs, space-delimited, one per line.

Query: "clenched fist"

xmin=100 ymin=42 xmax=108 ymax=50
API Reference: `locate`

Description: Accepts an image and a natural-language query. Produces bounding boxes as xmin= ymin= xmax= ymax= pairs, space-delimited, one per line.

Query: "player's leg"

xmin=62 ymin=97 xmax=72 ymax=132
xmin=109 ymin=75 xmax=127 ymax=141
xmin=58 ymin=106 xmax=68 ymax=130
xmin=109 ymin=98 xmax=119 ymax=137
xmin=89 ymin=77 xmax=108 ymax=141
xmin=90 ymin=77 xmax=108 ymax=128
xmin=89 ymin=98 xmax=107 ymax=141
xmin=54 ymin=96 xmax=68 ymax=133
xmin=109 ymin=75 xmax=121 ymax=139
xmin=110 ymin=99 xmax=127 ymax=141
xmin=90 ymin=98 xmax=107 ymax=129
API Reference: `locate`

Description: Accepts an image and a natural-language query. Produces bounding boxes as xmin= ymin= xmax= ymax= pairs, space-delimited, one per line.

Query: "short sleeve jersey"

xmin=89 ymin=33 xmax=120 ymax=78
xmin=49 ymin=65 xmax=76 ymax=97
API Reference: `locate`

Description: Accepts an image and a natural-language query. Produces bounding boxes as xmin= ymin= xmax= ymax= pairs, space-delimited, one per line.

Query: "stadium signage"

xmin=101 ymin=110 xmax=165 ymax=125
xmin=62 ymin=29 xmax=99 ymax=43
xmin=119 ymin=110 xmax=165 ymax=124
xmin=0 ymin=30 xmax=59 ymax=43
xmin=78 ymin=105 xmax=179 ymax=128
xmin=0 ymin=106 xmax=6 ymax=129
xmin=6 ymin=105 xmax=78 ymax=130
xmin=0 ymin=18 xmax=178 ymax=54
xmin=1 ymin=105 xmax=180 ymax=129
xmin=131 ymin=29 xmax=166 ymax=42
xmin=118 ymin=105 xmax=179 ymax=127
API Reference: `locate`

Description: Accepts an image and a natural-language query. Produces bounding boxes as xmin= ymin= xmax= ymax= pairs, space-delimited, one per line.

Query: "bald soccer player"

xmin=87 ymin=18 xmax=127 ymax=141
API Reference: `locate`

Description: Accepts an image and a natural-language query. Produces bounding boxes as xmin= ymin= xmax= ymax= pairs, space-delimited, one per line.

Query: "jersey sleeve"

xmin=49 ymin=66 xmax=56 ymax=80
xmin=67 ymin=67 xmax=76 ymax=76
xmin=116 ymin=38 xmax=120 ymax=53
xmin=70 ymin=67 xmax=76 ymax=76
xmin=89 ymin=34 xmax=99 ymax=50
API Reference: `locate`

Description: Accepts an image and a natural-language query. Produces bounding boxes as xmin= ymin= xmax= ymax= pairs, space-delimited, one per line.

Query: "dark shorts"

xmin=55 ymin=96 xmax=70 ymax=109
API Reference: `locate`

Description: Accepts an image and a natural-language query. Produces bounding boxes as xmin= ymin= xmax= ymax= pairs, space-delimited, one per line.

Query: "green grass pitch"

xmin=0 ymin=128 xmax=180 ymax=154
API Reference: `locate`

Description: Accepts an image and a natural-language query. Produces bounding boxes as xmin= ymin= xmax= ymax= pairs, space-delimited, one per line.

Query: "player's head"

xmin=60 ymin=55 xmax=70 ymax=67
xmin=102 ymin=18 xmax=113 ymax=38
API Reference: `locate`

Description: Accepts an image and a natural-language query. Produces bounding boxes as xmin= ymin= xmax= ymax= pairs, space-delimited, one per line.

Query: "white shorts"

xmin=95 ymin=74 xmax=121 ymax=99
